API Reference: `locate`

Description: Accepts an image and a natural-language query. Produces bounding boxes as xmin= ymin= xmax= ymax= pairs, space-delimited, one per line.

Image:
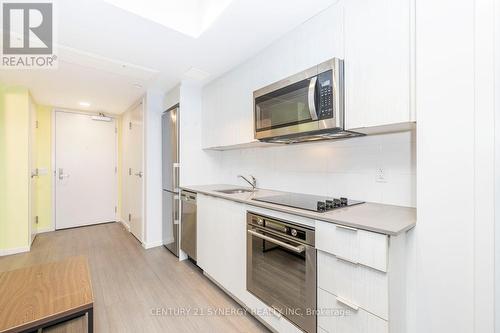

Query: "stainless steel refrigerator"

xmin=162 ymin=105 xmax=180 ymax=256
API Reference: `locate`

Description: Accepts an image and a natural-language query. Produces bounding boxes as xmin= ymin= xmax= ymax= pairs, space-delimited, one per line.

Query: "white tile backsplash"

xmin=213 ymin=131 xmax=416 ymax=207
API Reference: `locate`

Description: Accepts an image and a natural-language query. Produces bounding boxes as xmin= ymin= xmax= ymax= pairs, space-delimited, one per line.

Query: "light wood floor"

xmin=0 ymin=223 xmax=269 ymax=333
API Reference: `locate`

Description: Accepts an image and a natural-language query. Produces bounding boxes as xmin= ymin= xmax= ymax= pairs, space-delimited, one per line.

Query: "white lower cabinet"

xmin=197 ymin=194 xmax=246 ymax=300
xmin=316 ymin=221 xmax=389 ymax=272
xmin=197 ymin=194 xmax=303 ymax=333
xmin=318 ymin=251 xmax=388 ymax=320
xmin=198 ymin=194 xmax=408 ymax=333
xmin=317 ymin=288 xmax=388 ymax=333
xmin=316 ymin=221 xmax=408 ymax=333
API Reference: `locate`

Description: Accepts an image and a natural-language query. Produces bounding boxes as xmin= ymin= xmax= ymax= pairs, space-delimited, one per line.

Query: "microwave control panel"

xmin=317 ymin=70 xmax=334 ymax=120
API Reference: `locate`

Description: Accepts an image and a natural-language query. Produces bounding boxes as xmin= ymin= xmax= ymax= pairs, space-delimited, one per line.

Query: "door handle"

xmin=58 ymin=168 xmax=69 ymax=180
xmin=173 ymin=194 xmax=179 ymax=224
xmin=308 ymin=76 xmax=318 ymax=121
xmin=173 ymin=163 xmax=180 ymax=189
xmin=247 ymin=229 xmax=305 ymax=253
xmin=31 ymin=168 xmax=39 ymax=179
xmin=134 ymin=171 xmax=143 ymax=178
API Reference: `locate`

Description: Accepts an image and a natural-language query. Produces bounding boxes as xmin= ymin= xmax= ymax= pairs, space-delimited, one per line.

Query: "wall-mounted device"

xmin=253 ymin=58 xmax=363 ymax=143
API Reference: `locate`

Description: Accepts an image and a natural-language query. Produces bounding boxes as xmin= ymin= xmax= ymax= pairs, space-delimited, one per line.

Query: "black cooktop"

xmin=253 ymin=193 xmax=364 ymax=213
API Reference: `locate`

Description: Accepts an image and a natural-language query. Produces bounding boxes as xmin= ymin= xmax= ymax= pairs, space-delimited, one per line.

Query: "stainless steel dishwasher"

xmin=180 ymin=191 xmax=197 ymax=260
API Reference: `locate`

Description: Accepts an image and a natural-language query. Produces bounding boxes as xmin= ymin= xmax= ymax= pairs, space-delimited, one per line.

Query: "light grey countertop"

xmin=181 ymin=184 xmax=416 ymax=236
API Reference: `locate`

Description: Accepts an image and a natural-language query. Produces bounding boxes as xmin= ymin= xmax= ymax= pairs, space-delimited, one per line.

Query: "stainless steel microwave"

xmin=253 ymin=58 xmax=362 ymax=143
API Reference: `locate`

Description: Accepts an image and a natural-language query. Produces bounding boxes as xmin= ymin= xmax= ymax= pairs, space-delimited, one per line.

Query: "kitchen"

xmin=161 ymin=7 xmax=416 ymax=330
xmin=0 ymin=0 xmax=497 ymax=333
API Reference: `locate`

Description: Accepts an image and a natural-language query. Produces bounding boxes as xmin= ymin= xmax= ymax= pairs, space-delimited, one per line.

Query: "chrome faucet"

xmin=238 ymin=175 xmax=257 ymax=190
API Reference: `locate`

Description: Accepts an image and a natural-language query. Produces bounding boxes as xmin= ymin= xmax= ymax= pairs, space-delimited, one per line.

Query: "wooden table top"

xmin=0 ymin=256 xmax=94 ymax=333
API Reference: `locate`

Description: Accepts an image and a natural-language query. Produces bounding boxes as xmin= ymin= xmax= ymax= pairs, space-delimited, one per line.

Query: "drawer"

xmin=317 ymin=288 xmax=388 ymax=333
xmin=315 ymin=221 xmax=388 ymax=272
xmin=317 ymin=250 xmax=388 ymax=320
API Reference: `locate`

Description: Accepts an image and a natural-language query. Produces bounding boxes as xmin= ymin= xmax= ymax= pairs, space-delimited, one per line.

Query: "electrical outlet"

xmin=376 ymin=168 xmax=388 ymax=183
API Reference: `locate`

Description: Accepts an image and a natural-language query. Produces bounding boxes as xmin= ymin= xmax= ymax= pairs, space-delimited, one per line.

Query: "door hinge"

xmin=35 ymin=120 xmax=39 ymax=129
xmin=115 ymin=166 xmax=117 ymax=174
xmin=128 ymin=213 xmax=131 ymax=222
xmin=114 ymin=206 xmax=117 ymax=213
xmin=115 ymin=127 xmax=118 ymax=133
xmin=35 ymin=216 xmax=39 ymax=224
xmin=129 ymin=168 xmax=132 ymax=176
xmin=129 ymin=122 xmax=132 ymax=130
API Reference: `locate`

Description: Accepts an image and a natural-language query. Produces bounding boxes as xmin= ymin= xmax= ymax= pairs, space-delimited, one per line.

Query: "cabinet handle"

xmin=336 ymin=296 xmax=359 ymax=311
xmin=270 ymin=306 xmax=283 ymax=319
xmin=336 ymin=224 xmax=358 ymax=232
xmin=335 ymin=255 xmax=359 ymax=265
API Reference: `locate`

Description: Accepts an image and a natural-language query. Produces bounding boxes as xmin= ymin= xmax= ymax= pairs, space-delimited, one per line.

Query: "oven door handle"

xmin=247 ymin=229 xmax=306 ymax=254
xmin=308 ymin=76 xmax=318 ymax=121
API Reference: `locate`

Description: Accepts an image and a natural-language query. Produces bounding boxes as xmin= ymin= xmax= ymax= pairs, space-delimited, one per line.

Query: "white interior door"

xmin=29 ymin=100 xmax=37 ymax=244
xmin=55 ymin=111 xmax=117 ymax=229
xmin=123 ymin=102 xmax=144 ymax=241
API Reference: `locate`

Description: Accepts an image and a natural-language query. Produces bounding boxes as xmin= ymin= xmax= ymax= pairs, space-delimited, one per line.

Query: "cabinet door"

xmin=196 ymin=195 xmax=217 ymax=271
xmin=344 ymin=0 xmax=413 ymax=130
xmin=201 ymin=84 xmax=218 ymax=149
xmin=318 ymin=288 xmax=388 ymax=333
xmin=316 ymin=221 xmax=389 ymax=272
xmin=318 ymin=251 xmax=389 ymax=320
xmin=196 ymin=195 xmax=247 ymax=299
xmin=212 ymin=198 xmax=247 ymax=299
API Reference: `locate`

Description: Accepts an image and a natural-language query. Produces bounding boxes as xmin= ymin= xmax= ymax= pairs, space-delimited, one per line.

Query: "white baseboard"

xmin=142 ymin=240 xmax=163 ymax=249
xmin=119 ymin=220 xmax=130 ymax=231
xmin=36 ymin=226 xmax=55 ymax=234
xmin=0 ymin=246 xmax=30 ymax=257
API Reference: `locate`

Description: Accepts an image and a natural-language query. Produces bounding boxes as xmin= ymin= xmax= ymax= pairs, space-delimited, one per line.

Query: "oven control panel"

xmin=317 ymin=70 xmax=334 ymax=120
xmin=248 ymin=213 xmax=314 ymax=245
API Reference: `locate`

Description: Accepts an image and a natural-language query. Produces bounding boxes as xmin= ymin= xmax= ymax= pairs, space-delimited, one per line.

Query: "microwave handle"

xmin=308 ymin=77 xmax=318 ymax=121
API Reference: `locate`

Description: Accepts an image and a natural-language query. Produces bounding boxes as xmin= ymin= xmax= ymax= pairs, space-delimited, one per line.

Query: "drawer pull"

xmin=336 ymin=296 xmax=359 ymax=311
xmin=336 ymin=224 xmax=358 ymax=232
xmin=335 ymin=255 xmax=359 ymax=265
xmin=270 ymin=306 xmax=283 ymax=319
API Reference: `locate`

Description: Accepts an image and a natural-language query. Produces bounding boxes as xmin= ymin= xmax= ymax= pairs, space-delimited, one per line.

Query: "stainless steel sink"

xmin=216 ymin=188 xmax=254 ymax=194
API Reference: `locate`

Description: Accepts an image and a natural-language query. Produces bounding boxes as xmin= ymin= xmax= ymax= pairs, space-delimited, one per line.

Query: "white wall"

xmin=495 ymin=0 xmax=500 ymax=330
xmin=217 ymin=131 xmax=415 ymax=207
xmin=143 ymin=89 xmax=164 ymax=247
xmin=164 ymin=84 xmax=180 ymax=110
xmin=415 ymin=0 xmax=496 ymax=332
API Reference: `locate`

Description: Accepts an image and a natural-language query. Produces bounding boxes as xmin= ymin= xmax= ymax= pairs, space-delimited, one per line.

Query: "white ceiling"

xmin=0 ymin=0 xmax=338 ymax=114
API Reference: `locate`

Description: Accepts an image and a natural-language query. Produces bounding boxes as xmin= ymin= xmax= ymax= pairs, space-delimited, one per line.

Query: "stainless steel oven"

xmin=247 ymin=212 xmax=316 ymax=333
xmin=254 ymin=58 xmax=362 ymax=144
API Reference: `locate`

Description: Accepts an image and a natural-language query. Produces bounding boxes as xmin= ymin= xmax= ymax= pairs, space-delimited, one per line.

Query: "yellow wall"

xmin=0 ymin=86 xmax=30 ymax=250
xmin=0 ymin=84 xmax=5 ymax=249
xmin=0 ymin=85 xmax=123 ymax=252
xmin=35 ymin=105 xmax=52 ymax=230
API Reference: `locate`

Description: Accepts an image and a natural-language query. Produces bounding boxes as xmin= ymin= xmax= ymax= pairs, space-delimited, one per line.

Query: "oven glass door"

xmin=255 ymin=77 xmax=318 ymax=132
xmin=247 ymin=226 xmax=316 ymax=333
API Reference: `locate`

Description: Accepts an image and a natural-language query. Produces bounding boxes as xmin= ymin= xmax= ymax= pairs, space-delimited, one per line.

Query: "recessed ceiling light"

xmin=102 ymin=0 xmax=233 ymax=38
xmin=79 ymin=102 xmax=91 ymax=107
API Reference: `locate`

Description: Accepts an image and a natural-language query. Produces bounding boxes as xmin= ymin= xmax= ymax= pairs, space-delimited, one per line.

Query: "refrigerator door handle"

xmin=173 ymin=194 xmax=179 ymax=224
xmin=173 ymin=163 xmax=180 ymax=190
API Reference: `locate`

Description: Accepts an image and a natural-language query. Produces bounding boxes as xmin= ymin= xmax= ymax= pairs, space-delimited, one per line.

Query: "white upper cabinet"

xmin=344 ymin=0 xmax=415 ymax=133
xmin=201 ymin=0 xmax=414 ymax=149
